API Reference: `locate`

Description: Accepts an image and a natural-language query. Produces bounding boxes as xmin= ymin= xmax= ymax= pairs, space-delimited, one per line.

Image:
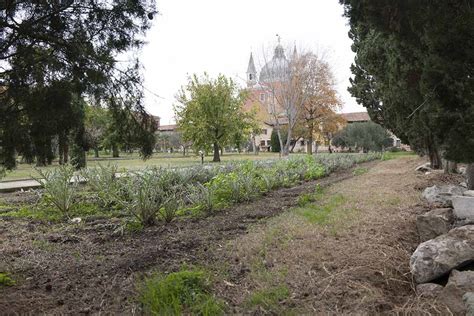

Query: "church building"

xmin=242 ymin=43 xmax=314 ymax=153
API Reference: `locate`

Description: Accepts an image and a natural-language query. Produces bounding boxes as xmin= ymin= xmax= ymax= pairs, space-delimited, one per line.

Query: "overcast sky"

xmin=140 ymin=0 xmax=365 ymax=125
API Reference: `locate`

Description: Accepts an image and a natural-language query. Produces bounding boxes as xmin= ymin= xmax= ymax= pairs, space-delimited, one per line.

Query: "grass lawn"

xmin=2 ymin=152 xmax=288 ymax=181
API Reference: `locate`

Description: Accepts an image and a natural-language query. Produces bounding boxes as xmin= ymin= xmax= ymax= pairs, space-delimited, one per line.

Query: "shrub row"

xmin=37 ymin=153 xmax=381 ymax=226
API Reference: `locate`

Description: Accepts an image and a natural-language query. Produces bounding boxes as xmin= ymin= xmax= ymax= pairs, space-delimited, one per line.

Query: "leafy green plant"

xmin=115 ymin=172 xmax=167 ymax=226
xmin=0 ymin=273 xmax=15 ymax=287
xmin=246 ymin=285 xmax=290 ymax=312
xmin=159 ymin=191 xmax=183 ymax=223
xmin=139 ymin=269 xmax=223 ymax=315
xmin=81 ymin=163 xmax=122 ymax=207
xmin=258 ymin=173 xmax=275 ymax=192
xmin=186 ymin=183 xmax=216 ymax=214
xmin=34 ymin=165 xmax=78 ymax=216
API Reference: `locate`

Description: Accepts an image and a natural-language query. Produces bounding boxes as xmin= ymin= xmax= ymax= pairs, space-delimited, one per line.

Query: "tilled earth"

xmin=0 ymin=162 xmax=374 ymax=314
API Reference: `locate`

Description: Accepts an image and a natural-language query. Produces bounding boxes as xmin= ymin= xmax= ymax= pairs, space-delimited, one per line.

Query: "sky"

xmin=140 ymin=0 xmax=365 ymax=125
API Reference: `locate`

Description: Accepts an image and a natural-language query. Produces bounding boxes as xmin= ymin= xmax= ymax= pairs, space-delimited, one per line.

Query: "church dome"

xmin=259 ymin=44 xmax=290 ymax=83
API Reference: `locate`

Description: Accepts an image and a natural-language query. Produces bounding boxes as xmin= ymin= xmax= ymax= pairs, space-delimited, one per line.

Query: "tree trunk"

xmin=94 ymin=148 xmax=99 ymax=158
xmin=466 ymin=163 xmax=474 ymax=190
xmin=112 ymin=144 xmax=119 ymax=158
xmin=58 ymin=133 xmax=65 ymax=165
xmin=427 ymin=143 xmax=442 ymax=169
xmin=443 ymin=160 xmax=457 ymax=174
xmin=63 ymin=142 xmax=69 ymax=164
xmin=276 ymin=128 xmax=285 ymax=157
xmin=213 ymin=142 xmax=220 ymax=162
xmin=444 ymin=159 xmax=449 ymax=174
xmin=183 ymin=146 xmax=186 ymax=157
xmin=307 ymin=135 xmax=313 ymax=154
xmin=450 ymin=161 xmax=458 ymax=173
xmin=252 ymin=134 xmax=257 ymax=155
xmin=59 ymin=148 xmax=64 ymax=165
xmin=282 ymin=127 xmax=292 ymax=157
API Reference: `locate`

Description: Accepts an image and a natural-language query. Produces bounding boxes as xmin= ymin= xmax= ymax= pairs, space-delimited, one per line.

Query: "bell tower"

xmin=246 ymin=52 xmax=257 ymax=87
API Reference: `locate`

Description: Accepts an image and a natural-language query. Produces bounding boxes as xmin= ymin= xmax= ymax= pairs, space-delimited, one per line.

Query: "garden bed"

xmin=1 ymin=154 xmax=385 ymax=313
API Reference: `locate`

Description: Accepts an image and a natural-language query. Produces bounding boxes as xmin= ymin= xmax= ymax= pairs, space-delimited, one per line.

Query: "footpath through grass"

xmin=218 ymin=156 xmax=436 ymax=314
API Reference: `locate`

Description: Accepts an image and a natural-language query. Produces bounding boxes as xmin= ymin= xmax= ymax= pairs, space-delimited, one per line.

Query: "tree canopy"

xmin=297 ymin=53 xmax=342 ymax=154
xmin=340 ymin=0 xmax=474 ymax=169
xmin=332 ymin=122 xmax=393 ymax=152
xmin=0 ymin=0 xmax=157 ymax=169
xmin=175 ymin=74 xmax=255 ymax=162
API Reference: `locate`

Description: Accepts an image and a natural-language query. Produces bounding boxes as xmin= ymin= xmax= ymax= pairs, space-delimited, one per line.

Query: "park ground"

xmin=0 ymin=154 xmax=459 ymax=314
xmin=2 ymin=152 xmax=283 ymax=181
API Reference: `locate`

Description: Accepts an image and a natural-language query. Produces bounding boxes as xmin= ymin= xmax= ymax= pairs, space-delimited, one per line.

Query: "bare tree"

xmin=259 ymin=42 xmax=313 ymax=156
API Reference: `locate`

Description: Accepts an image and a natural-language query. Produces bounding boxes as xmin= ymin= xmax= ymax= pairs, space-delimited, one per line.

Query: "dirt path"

xmin=213 ymin=157 xmax=459 ymax=314
xmin=0 ymin=157 xmax=460 ymax=314
xmin=0 ymin=160 xmax=379 ymax=314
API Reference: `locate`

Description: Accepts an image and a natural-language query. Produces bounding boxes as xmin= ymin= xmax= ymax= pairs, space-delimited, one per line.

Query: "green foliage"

xmin=0 ymin=201 xmax=109 ymax=223
xmin=175 ymin=73 xmax=255 ymax=162
xmin=139 ymin=269 xmax=223 ymax=316
xmin=34 ymin=165 xmax=78 ymax=216
xmin=381 ymin=151 xmax=416 ymax=161
xmin=159 ymin=192 xmax=183 ymax=223
xmin=270 ymin=130 xmax=280 ymax=152
xmin=295 ymin=194 xmax=346 ymax=225
xmin=125 ymin=220 xmax=145 ymax=233
xmin=186 ymin=183 xmax=217 ymax=215
xmin=0 ymin=273 xmax=15 ymax=287
xmin=81 ymin=164 xmax=122 ymax=208
xmin=270 ymin=129 xmax=288 ymax=153
xmin=114 ymin=171 xmax=168 ymax=226
xmin=340 ymin=1 xmax=474 ymax=164
xmin=246 ymin=285 xmax=290 ymax=312
xmin=1 ymin=1 xmax=157 ymax=171
xmin=84 ymin=105 xmax=109 ymax=157
xmin=333 ymin=122 xmax=392 ymax=152
xmin=352 ymin=167 xmax=369 ymax=176
xmin=209 ymin=170 xmax=260 ymax=204
xmin=112 ymin=167 xmax=191 ymax=226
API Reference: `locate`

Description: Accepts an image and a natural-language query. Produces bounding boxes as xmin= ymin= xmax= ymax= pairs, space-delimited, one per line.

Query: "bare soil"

xmin=0 ymin=158 xmax=462 ymax=314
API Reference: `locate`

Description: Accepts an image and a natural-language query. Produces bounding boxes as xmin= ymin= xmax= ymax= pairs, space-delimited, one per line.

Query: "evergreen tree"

xmin=340 ymin=0 xmax=473 ymax=181
xmin=0 ymin=1 xmax=157 ymax=170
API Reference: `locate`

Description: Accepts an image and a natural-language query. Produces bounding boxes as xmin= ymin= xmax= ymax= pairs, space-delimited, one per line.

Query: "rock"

xmin=410 ymin=225 xmax=474 ymax=283
xmin=416 ymin=283 xmax=443 ymax=298
xmin=416 ymin=163 xmax=432 ymax=172
xmin=452 ymin=196 xmax=474 ymax=220
xmin=439 ymin=270 xmax=474 ymax=315
xmin=416 ymin=208 xmax=454 ymax=241
xmin=455 ymin=218 xmax=474 ymax=228
xmin=464 ymin=292 xmax=474 ymax=316
xmin=422 ymin=185 xmax=467 ymax=206
xmin=460 ymin=167 xmax=467 ymax=175
xmin=462 ymin=182 xmax=468 ymax=188
xmin=464 ymin=190 xmax=474 ymax=197
xmin=70 ymin=217 xmax=82 ymax=224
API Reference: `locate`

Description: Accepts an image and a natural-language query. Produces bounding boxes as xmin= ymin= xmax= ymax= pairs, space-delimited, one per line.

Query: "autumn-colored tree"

xmin=260 ymin=45 xmax=314 ymax=156
xmin=297 ymin=54 xmax=342 ymax=154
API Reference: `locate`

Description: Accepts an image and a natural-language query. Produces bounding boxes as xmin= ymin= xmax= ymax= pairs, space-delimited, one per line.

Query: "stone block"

xmin=416 ymin=208 xmax=454 ymax=241
xmin=410 ymin=225 xmax=474 ymax=283
xmin=452 ymin=196 xmax=474 ymax=220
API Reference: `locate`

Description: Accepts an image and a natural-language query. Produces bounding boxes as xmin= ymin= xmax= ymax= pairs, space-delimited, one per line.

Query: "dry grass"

xmin=219 ymin=157 xmax=450 ymax=314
